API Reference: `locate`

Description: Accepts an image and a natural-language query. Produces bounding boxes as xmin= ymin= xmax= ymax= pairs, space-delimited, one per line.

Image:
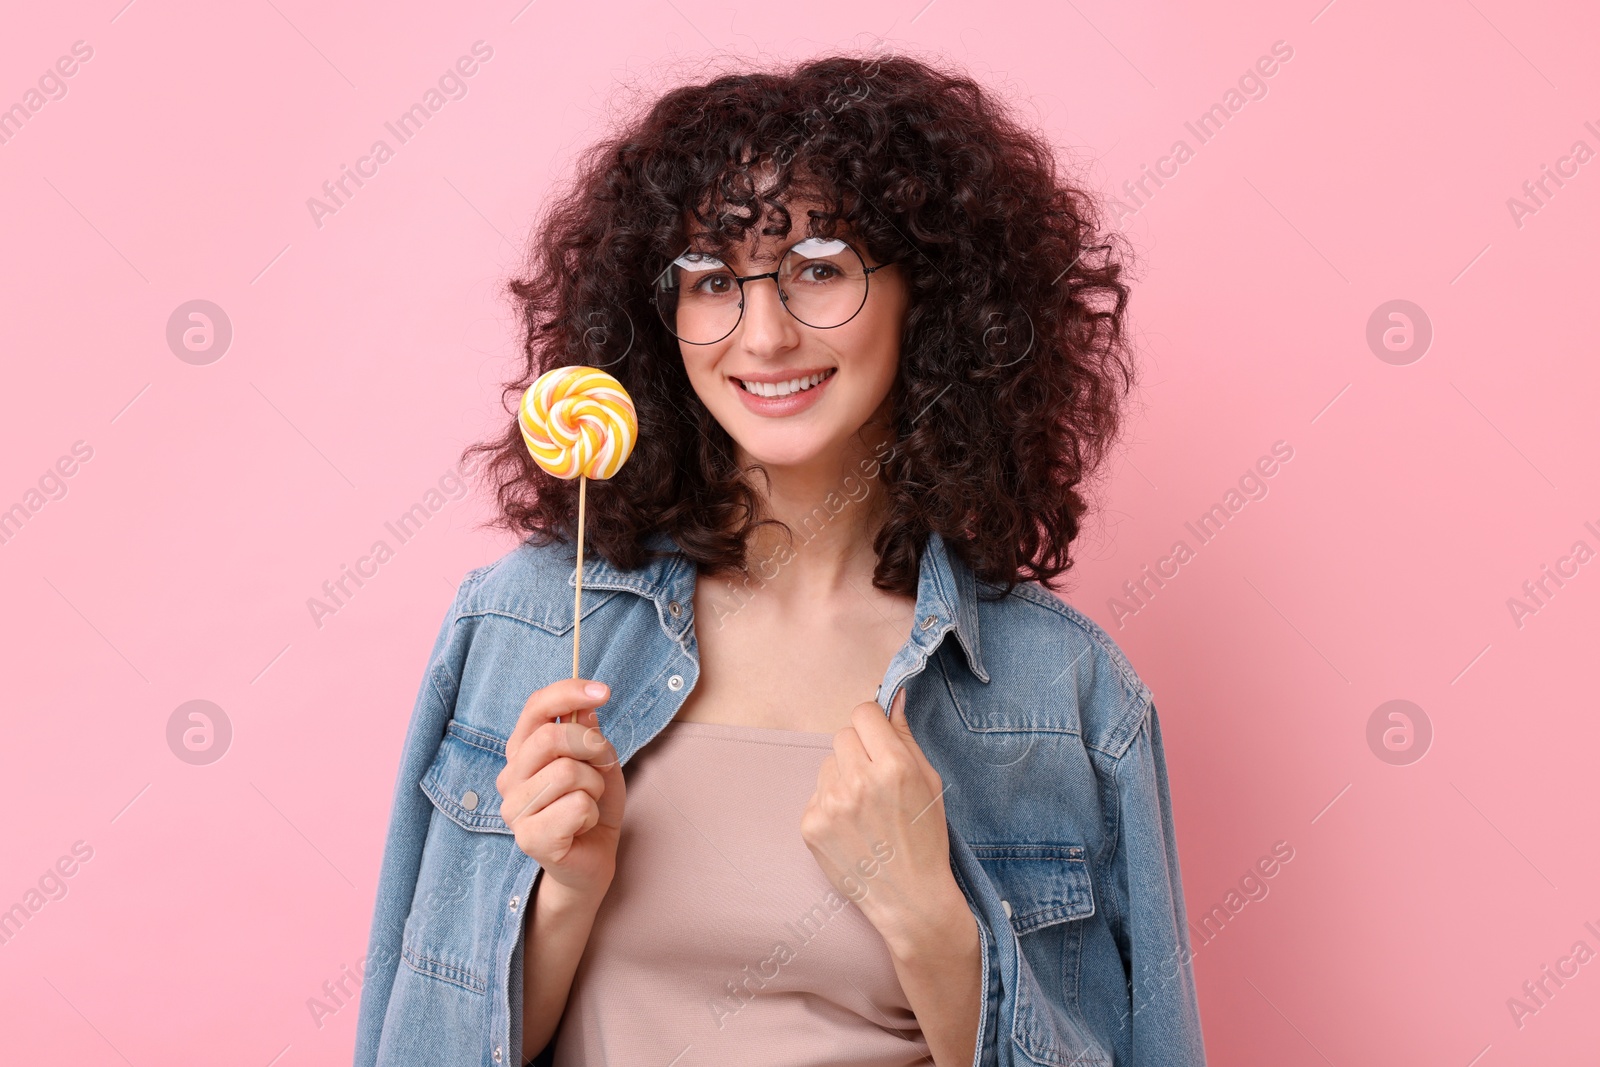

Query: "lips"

xmin=729 ymin=366 xmax=837 ymax=417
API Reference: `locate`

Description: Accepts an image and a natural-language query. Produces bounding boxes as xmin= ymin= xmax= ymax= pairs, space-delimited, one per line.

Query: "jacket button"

xmin=492 ymin=1045 xmax=502 ymax=1063
xmin=461 ymin=790 xmax=479 ymax=811
xmin=668 ymin=600 xmax=682 ymax=617
xmin=1001 ymin=899 xmax=1012 ymax=918
xmin=920 ymin=614 xmax=938 ymax=630
xmin=509 ymin=895 xmax=520 ymax=912
xmin=668 ymin=674 xmax=684 ymax=691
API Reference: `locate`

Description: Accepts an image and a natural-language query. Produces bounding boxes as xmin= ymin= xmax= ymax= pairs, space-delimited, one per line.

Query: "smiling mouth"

xmin=733 ymin=368 xmax=837 ymax=398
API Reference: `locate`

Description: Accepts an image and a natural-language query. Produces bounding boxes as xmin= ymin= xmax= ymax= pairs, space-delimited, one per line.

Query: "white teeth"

xmin=739 ymin=369 xmax=833 ymax=397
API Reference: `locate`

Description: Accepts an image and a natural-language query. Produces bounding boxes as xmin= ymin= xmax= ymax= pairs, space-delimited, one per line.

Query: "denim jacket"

xmin=352 ymin=528 xmax=1207 ymax=1067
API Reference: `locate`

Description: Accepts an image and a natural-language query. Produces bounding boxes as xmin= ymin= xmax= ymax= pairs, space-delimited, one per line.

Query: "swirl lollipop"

xmin=520 ymin=365 xmax=638 ymax=480
xmin=520 ymin=366 xmax=638 ymax=710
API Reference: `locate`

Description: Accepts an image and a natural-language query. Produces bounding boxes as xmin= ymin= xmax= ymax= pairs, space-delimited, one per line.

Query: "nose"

xmin=734 ymin=274 xmax=800 ymax=356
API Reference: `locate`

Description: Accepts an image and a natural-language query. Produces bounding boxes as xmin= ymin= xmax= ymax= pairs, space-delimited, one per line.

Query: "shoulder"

xmin=448 ymin=536 xmax=601 ymax=635
xmin=977 ymin=578 xmax=1154 ymax=759
xmin=423 ymin=537 xmax=635 ymax=735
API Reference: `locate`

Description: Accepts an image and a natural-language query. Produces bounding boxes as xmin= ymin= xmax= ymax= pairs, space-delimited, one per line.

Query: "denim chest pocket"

xmin=972 ymin=844 xmax=1094 ymax=933
xmin=971 ymin=844 xmax=1106 ymax=1067
xmin=403 ymin=720 xmax=519 ymax=995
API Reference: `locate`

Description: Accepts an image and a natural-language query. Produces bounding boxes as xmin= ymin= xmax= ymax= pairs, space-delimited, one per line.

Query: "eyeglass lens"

xmin=653 ymin=237 xmax=872 ymax=344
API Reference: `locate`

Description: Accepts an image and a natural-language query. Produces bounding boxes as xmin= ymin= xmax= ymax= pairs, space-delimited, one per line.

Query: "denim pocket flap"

xmin=971 ymin=843 xmax=1095 ymax=935
xmin=419 ymin=721 xmax=513 ymax=833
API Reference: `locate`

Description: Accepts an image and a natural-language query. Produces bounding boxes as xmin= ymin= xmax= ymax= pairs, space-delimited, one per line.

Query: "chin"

xmin=730 ymin=438 xmax=831 ymax=470
xmin=721 ymin=420 xmax=844 ymax=470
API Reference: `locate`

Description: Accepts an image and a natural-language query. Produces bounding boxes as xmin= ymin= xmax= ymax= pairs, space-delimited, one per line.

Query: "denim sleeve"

xmin=351 ymin=590 xmax=463 ymax=1067
xmin=1107 ymin=701 xmax=1207 ymax=1065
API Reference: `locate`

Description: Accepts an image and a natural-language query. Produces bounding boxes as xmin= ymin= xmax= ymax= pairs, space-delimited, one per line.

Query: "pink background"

xmin=3 ymin=1 xmax=1597 ymax=1064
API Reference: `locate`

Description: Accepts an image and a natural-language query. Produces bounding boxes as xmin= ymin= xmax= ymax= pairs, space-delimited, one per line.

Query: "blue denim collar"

xmin=567 ymin=527 xmax=989 ymax=683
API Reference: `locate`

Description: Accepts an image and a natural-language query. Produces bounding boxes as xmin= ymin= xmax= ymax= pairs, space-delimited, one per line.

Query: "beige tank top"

xmin=550 ymin=719 xmax=932 ymax=1067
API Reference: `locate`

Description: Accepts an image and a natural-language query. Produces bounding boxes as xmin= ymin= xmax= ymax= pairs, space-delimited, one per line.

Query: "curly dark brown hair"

xmin=462 ymin=49 xmax=1139 ymax=600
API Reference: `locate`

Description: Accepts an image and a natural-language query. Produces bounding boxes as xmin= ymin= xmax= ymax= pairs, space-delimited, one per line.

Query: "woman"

xmin=353 ymin=52 xmax=1206 ymax=1067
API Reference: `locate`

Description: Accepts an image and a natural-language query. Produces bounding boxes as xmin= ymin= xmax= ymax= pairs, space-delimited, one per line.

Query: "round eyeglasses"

xmin=650 ymin=237 xmax=896 ymax=345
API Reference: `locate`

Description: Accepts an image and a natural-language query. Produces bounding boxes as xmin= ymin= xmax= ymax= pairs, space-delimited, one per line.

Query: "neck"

xmin=731 ymin=420 xmax=897 ymax=604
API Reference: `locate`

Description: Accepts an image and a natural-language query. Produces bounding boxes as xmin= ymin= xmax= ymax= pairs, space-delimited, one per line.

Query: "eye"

xmin=689 ymin=271 xmax=736 ymax=296
xmin=669 ymin=252 xmax=735 ymax=299
xmin=795 ymin=260 xmax=841 ymax=284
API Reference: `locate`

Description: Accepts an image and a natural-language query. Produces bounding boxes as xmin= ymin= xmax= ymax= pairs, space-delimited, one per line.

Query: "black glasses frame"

xmin=650 ymin=240 xmax=897 ymax=346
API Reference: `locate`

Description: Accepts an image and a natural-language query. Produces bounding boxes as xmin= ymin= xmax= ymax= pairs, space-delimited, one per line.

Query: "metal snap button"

xmin=492 ymin=1045 xmax=502 ymax=1063
xmin=920 ymin=614 xmax=938 ymax=630
xmin=1001 ymin=899 xmax=1012 ymax=918
xmin=668 ymin=600 xmax=682 ymax=617
xmin=668 ymin=674 xmax=684 ymax=691
xmin=509 ymin=895 xmax=520 ymax=912
xmin=461 ymin=789 xmax=479 ymax=811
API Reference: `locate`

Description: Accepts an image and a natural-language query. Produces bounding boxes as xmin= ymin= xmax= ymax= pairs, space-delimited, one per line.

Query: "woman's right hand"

xmin=497 ymin=677 xmax=626 ymax=903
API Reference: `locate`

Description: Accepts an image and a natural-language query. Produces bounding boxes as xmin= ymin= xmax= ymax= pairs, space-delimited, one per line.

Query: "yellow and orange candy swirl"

xmin=519 ymin=366 xmax=638 ymax=480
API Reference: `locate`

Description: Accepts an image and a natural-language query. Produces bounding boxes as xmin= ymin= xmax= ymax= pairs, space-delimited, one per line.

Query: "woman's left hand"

xmin=800 ymin=688 xmax=969 ymax=956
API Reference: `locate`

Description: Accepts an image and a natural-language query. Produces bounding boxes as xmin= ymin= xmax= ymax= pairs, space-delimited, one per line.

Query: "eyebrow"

xmin=688 ymin=234 xmax=837 ymax=269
